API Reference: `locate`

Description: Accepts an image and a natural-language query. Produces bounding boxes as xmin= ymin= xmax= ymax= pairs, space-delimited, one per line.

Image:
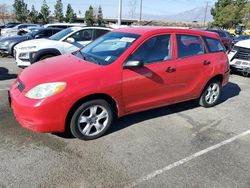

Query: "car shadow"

xmin=55 ymin=82 xmax=241 ymax=139
xmin=106 ymin=82 xmax=241 ymax=136
xmin=0 ymin=67 xmax=17 ymax=81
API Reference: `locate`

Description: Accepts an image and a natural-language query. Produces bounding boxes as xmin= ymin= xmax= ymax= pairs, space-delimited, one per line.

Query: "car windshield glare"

xmin=49 ymin=28 xmax=75 ymax=41
xmin=76 ymin=32 xmax=140 ymax=65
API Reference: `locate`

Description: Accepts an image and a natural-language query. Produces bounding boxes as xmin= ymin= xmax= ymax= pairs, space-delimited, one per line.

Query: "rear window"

xmin=203 ymin=37 xmax=225 ymax=53
xmin=176 ymin=34 xmax=205 ymax=58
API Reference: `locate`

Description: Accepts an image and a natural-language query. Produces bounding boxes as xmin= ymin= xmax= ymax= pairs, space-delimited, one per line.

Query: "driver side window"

xmin=129 ymin=34 xmax=171 ymax=64
xmin=70 ymin=29 xmax=93 ymax=42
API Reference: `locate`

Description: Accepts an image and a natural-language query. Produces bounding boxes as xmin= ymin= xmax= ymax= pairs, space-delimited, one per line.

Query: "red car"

xmin=9 ymin=27 xmax=230 ymax=140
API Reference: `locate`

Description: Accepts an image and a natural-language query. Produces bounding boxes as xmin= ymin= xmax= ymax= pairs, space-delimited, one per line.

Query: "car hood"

xmin=235 ymin=39 xmax=250 ymax=48
xmin=18 ymin=54 xmax=100 ymax=89
xmin=0 ymin=35 xmax=27 ymax=43
xmin=16 ymin=38 xmax=55 ymax=49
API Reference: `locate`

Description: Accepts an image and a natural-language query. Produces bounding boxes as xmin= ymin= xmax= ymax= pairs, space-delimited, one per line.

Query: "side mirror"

xmin=66 ymin=37 xmax=76 ymax=43
xmin=123 ymin=60 xmax=144 ymax=69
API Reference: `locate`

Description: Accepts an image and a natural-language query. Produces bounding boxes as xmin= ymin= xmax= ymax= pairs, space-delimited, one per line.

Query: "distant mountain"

xmin=127 ymin=6 xmax=213 ymax=23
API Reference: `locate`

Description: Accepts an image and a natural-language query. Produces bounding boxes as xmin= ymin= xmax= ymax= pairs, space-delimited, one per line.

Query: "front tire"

xmin=70 ymin=99 xmax=114 ymax=140
xmin=199 ymin=80 xmax=222 ymax=108
xmin=38 ymin=54 xmax=54 ymax=61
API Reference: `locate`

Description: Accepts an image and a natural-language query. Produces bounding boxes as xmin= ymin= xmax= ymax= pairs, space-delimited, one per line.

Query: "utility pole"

xmin=203 ymin=1 xmax=209 ymax=27
xmin=118 ymin=0 xmax=122 ymax=25
xmin=139 ymin=0 xmax=142 ymax=24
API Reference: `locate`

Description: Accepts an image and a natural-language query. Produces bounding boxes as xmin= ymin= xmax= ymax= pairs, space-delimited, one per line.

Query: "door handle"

xmin=166 ymin=67 xmax=176 ymax=73
xmin=203 ymin=60 xmax=211 ymax=65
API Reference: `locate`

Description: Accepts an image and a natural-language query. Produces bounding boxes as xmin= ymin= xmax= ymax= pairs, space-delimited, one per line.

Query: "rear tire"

xmin=199 ymin=80 xmax=222 ymax=108
xmin=70 ymin=99 xmax=114 ymax=140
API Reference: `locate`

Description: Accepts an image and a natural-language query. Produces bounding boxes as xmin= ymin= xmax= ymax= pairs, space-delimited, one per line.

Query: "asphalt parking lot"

xmin=0 ymin=57 xmax=250 ymax=188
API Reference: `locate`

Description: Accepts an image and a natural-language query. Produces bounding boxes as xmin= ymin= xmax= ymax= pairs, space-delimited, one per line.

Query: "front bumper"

xmin=9 ymin=82 xmax=68 ymax=133
xmin=229 ymin=59 xmax=250 ymax=72
xmin=14 ymin=49 xmax=33 ymax=68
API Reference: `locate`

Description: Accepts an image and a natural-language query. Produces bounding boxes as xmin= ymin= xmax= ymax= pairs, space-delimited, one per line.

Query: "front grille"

xmin=17 ymin=79 xmax=25 ymax=92
xmin=235 ymin=47 xmax=250 ymax=61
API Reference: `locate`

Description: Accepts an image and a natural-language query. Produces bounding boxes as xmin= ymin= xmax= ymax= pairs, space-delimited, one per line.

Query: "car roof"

xmin=114 ymin=27 xmax=219 ymax=39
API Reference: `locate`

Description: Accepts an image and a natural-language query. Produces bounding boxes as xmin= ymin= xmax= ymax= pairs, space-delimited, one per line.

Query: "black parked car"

xmin=0 ymin=27 xmax=62 ymax=56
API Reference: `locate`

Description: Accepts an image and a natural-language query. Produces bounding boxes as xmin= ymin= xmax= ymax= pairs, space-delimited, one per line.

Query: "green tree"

xmin=85 ymin=5 xmax=94 ymax=26
xmin=29 ymin=5 xmax=39 ymax=23
xmin=65 ymin=3 xmax=76 ymax=23
xmin=211 ymin=0 xmax=249 ymax=28
xmin=241 ymin=2 xmax=250 ymax=27
xmin=13 ymin=0 xmax=29 ymax=23
xmin=97 ymin=5 xmax=103 ymax=26
xmin=40 ymin=0 xmax=50 ymax=24
xmin=54 ymin=0 xmax=64 ymax=22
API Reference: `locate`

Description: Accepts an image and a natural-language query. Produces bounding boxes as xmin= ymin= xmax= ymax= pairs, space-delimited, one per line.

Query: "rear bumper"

xmin=222 ymin=69 xmax=230 ymax=87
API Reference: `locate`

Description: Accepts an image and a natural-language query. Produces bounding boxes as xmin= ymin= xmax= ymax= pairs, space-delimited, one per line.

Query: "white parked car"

xmin=14 ymin=26 xmax=112 ymax=68
xmin=44 ymin=23 xmax=86 ymax=29
xmin=228 ymin=39 xmax=250 ymax=76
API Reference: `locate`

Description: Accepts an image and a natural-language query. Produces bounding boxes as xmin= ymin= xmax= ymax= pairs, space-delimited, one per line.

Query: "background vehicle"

xmin=14 ymin=26 xmax=112 ymax=68
xmin=1 ymin=24 xmax=42 ymax=37
xmin=10 ymin=27 xmax=230 ymax=140
xmin=0 ymin=28 xmax=62 ymax=57
xmin=232 ymin=35 xmax=250 ymax=46
xmin=228 ymin=39 xmax=250 ymax=76
xmin=0 ymin=23 xmax=20 ymax=35
xmin=206 ymin=29 xmax=233 ymax=51
xmin=44 ymin=23 xmax=86 ymax=29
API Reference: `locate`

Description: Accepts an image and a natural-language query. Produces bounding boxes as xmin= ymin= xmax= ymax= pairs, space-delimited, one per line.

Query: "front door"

xmin=122 ymin=34 xmax=176 ymax=113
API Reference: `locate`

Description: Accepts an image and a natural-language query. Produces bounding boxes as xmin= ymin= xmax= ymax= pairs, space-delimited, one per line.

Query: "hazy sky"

xmin=0 ymin=0 xmax=216 ymax=18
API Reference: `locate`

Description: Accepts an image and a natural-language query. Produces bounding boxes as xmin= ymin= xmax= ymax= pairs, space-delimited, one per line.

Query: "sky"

xmin=0 ymin=0 xmax=217 ymax=19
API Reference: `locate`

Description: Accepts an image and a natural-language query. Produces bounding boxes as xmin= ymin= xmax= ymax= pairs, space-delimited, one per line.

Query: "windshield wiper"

xmin=80 ymin=52 xmax=101 ymax=65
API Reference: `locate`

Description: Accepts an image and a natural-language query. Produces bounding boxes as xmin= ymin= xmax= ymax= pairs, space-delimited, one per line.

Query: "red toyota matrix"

xmin=9 ymin=27 xmax=230 ymax=140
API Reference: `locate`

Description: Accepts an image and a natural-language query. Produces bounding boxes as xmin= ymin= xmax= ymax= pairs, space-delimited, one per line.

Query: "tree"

xmin=97 ymin=5 xmax=103 ymax=26
xmin=40 ymin=0 xmax=50 ymax=24
xmin=29 ymin=5 xmax=39 ymax=23
xmin=54 ymin=0 xmax=64 ymax=22
xmin=85 ymin=5 xmax=94 ymax=26
xmin=65 ymin=3 xmax=76 ymax=23
xmin=13 ymin=0 xmax=29 ymax=23
xmin=211 ymin=0 xmax=249 ymax=28
xmin=241 ymin=1 xmax=250 ymax=27
xmin=0 ymin=4 xmax=11 ymax=23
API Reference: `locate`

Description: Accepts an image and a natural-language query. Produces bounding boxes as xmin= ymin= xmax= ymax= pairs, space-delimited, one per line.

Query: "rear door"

xmin=170 ymin=34 xmax=211 ymax=102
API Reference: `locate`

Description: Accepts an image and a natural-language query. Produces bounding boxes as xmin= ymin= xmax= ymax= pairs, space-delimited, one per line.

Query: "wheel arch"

xmin=31 ymin=48 xmax=62 ymax=63
xmin=65 ymin=93 xmax=119 ymax=132
xmin=199 ymin=74 xmax=224 ymax=97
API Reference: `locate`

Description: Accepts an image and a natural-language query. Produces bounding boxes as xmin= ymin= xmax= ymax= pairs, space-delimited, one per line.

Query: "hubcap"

xmin=205 ymin=83 xmax=220 ymax=104
xmin=77 ymin=105 xmax=109 ymax=137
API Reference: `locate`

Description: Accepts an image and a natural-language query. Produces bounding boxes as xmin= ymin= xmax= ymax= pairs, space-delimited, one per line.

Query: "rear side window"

xmin=94 ymin=29 xmax=110 ymax=39
xmin=176 ymin=34 xmax=205 ymax=58
xmin=203 ymin=37 xmax=225 ymax=53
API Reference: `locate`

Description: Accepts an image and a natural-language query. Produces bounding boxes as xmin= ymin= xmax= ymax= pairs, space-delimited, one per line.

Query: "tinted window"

xmin=203 ymin=37 xmax=225 ymax=53
xmin=130 ymin=35 xmax=171 ymax=64
xmin=70 ymin=29 xmax=93 ymax=41
xmin=177 ymin=34 xmax=205 ymax=58
xmin=94 ymin=29 xmax=110 ymax=39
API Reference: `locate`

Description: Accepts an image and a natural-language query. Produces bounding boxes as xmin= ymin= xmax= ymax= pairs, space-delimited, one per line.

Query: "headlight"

xmin=25 ymin=82 xmax=66 ymax=99
xmin=19 ymin=52 xmax=30 ymax=60
xmin=3 ymin=41 xmax=9 ymax=45
xmin=19 ymin=46 xmax=36 ymax=50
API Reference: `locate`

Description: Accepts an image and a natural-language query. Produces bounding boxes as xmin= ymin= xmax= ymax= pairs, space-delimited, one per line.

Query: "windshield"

xmin=49 ymin=28 xmax=75 ymax=41
xmin=74 ymin=32 xmax=140 ymax=65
